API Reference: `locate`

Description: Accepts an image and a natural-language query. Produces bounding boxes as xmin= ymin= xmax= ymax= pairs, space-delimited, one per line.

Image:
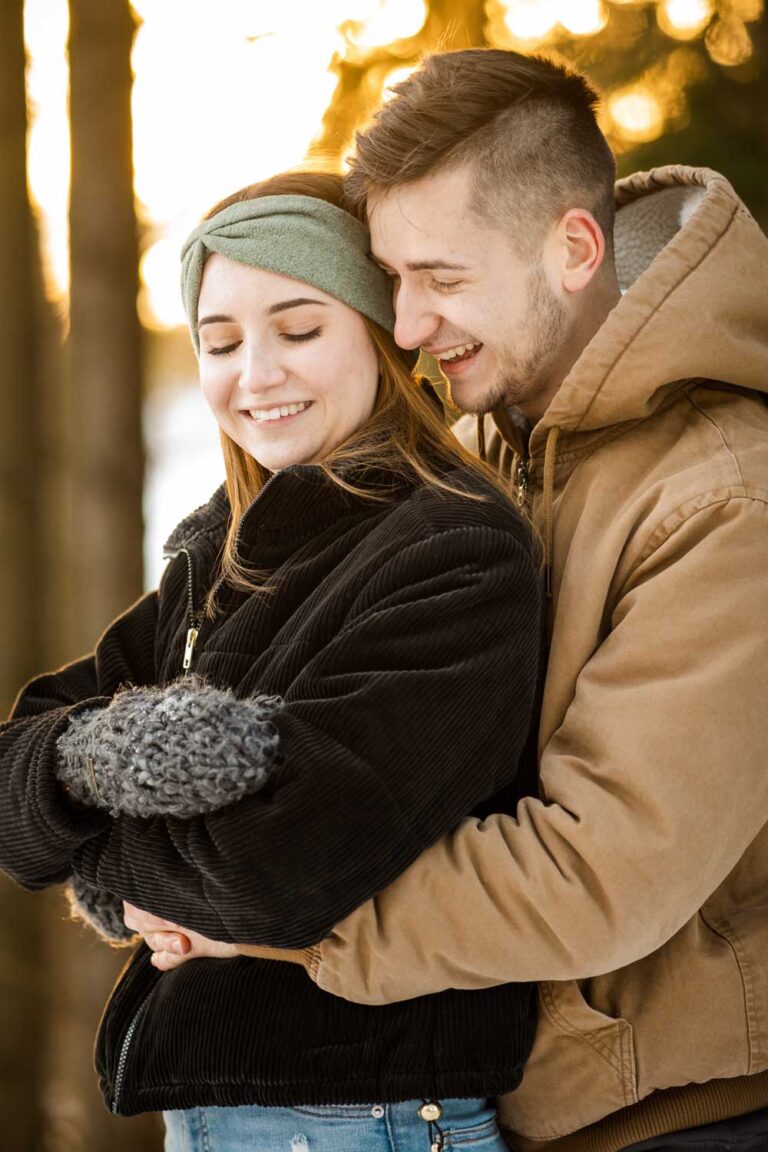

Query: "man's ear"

xmin=556 ymin=209 xmax=606 ymax=293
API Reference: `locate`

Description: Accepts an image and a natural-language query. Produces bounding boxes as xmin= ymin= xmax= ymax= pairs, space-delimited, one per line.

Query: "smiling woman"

xmin=197 ymin=261 xmax=379 ymax=474
xmin=0 ymin=166 xmax=543 ymax=1152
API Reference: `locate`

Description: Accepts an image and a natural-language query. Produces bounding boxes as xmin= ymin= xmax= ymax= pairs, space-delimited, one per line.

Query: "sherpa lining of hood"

xmin=536 ymin=165 xmax=768 ymax=440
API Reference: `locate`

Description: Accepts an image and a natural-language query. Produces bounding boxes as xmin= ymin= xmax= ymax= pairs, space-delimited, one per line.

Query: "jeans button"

xmin=371 ymin=1105 xmax=385 ymax=1119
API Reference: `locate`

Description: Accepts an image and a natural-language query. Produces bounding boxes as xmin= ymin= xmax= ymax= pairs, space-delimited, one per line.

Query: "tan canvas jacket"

xmin=239 ymin=167 xmax=768 ymax=1151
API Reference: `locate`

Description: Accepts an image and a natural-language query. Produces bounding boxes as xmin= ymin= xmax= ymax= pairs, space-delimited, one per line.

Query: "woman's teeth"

xmin=249 ymin=401 xmax=311 ymax=423
xmin=438 ymin=342 xmax=482 ymax=363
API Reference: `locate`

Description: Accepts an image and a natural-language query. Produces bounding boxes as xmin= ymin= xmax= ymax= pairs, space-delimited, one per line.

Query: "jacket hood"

xmin=538 ymin=166 xmax=768 ymax=438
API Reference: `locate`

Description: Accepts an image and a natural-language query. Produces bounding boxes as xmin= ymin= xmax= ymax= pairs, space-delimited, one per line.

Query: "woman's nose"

xmin=238 ymin=347 xmax=288 ymax=393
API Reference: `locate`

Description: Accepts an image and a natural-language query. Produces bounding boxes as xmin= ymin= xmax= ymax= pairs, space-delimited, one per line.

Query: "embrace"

xmin=2 ymin=47 xmax=768 ymax=1152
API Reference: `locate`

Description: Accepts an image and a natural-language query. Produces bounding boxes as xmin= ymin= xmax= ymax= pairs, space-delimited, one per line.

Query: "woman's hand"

xmin=122 ymin=901 xmax=239 ymax=971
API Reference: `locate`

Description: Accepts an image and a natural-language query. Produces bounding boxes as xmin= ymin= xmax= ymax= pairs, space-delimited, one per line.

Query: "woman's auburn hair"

xmin=201 ymin=170 xmax=511 ymax=611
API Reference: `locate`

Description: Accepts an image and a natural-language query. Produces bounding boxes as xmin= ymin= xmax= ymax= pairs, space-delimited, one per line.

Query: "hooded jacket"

xmin=0 ymin=462 xmax=541 ymax=1114
xmin=239 ymin=168 xmax=768 ymax=1151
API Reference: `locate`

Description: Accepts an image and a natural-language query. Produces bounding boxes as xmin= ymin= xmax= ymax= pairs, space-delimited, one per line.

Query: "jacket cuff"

xmin=235 ymin=942 xmax=322 ymax=979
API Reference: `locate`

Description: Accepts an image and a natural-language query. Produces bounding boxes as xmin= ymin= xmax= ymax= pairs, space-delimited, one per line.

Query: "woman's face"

xmin=197 ymin=255 xmax=380 ymax=472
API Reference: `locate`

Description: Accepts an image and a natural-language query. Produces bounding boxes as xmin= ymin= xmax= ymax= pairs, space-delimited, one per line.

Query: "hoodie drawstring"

xmin=542 ymin=426 xmax=560 ymax=601
xmin=476 ymin=413 xmax=487 ymax=462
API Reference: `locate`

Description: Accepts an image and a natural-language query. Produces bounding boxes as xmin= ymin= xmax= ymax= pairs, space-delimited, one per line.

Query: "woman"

xmin=0 ymin=171 xmax=541 ymax=1151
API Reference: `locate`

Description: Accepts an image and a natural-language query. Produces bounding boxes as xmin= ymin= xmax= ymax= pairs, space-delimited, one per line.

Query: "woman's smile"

xmin=243 ymin=400 xmax=314 ymax=425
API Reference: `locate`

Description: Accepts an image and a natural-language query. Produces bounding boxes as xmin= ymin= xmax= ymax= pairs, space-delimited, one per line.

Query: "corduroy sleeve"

xmin=0 ymin=591 xmax=159 ymax=888
xmin=72 ymin=525 xmax=541 ymax=947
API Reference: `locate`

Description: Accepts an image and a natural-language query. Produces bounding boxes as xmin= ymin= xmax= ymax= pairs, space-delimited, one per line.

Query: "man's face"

xmin=369 ymin=165 xmax=571 ymax=419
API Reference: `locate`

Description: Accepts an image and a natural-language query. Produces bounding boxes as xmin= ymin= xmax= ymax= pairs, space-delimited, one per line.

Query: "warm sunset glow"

xmin=24 ymin=0 xmax=70 ymax=299
xmin=657 ymin=0 xmax=713 ymax=39
xmin=729 ymin=0 xmax=764 ymax=20
xmin=383 ymin=64 xmax=419 ymax=100
xmin=560 ymin=0 xmax=608 ymax=36
xmin=138 ymin=232 xmax=190 ymax=330
xmin=348 ymin=0 xmax=427 ymax=49
xmin=608 ymin=87 xmax=665 ymax=142
xmin=22 ymin=0 xmax=766 ymax=324
xmin=705 ymin=16 xmax=754 ymax=65
xmin=501 ymin=0 xmax=559 ymax=42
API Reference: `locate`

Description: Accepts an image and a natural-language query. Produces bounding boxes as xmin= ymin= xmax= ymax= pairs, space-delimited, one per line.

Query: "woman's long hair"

xmin=201 ymin=170 xmax=508 ymax=610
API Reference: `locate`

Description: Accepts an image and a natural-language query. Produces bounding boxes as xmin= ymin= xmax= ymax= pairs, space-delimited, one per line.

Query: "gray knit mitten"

xmin=56 ymin=675 xmax=283 ymax=818
xmin=58 ymin=675 xmax=283 ymax=943
xmin=67 ymin=875 xmax=137 ymax=944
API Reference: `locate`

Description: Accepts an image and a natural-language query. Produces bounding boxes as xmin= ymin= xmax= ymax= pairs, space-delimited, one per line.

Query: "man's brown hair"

xmin=345 ymin=48 xmax=616 ymax=257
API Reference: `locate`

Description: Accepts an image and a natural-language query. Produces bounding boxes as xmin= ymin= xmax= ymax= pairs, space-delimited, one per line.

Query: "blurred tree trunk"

xmin=42 ymin=2 xmax=161 ymax=1148
xmin=0 ymin=2 xmax=47 ymax=1147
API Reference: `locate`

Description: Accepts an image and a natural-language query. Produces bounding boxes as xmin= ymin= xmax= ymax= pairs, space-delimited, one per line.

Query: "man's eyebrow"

xmin=372 ymin=258 xmax=470 ymax=273
xmin=406 ymin=260 xmax=469 ymax=272
xmin=197 ymin=299 xmax=328 ymax=330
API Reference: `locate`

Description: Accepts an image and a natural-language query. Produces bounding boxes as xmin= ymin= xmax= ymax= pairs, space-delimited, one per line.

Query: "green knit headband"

xmin=181 ymin=195 xmax=395 ymax=353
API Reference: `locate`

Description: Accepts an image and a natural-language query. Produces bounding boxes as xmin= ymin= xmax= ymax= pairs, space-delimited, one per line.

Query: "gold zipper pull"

xmin=182 ymin=626 xmax=199 ymax=672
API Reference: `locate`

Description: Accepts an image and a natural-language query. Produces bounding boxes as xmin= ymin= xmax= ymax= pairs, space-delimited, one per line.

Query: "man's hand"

xmin=122 ymin=901 xmax=239 ymax=971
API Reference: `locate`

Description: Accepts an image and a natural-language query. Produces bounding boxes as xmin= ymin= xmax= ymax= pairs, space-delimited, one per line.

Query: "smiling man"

xmin=137 ymin=47 xmax=768 ymax=1152
xmin=286 ymin=48 xmax=768 ymax=1152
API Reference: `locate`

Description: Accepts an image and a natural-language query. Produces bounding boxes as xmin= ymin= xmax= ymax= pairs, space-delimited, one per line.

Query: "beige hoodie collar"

xmin=484 ymin=166 xmax=768 ymax=606
xmin=533 ymin=166 xmax=768 ymax=447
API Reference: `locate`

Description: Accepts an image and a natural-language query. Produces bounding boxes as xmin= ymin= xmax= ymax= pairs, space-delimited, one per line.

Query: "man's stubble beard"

xmin=449 ymin=265 xmax=571 ymax=417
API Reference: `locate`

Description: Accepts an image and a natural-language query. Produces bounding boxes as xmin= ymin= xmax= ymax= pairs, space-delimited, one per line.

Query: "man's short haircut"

xmin=345 ymin=48 xmax=616 ymax=257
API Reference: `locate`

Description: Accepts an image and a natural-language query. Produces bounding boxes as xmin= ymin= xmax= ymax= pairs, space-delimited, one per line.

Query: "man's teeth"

xmin=439 ymin=342 xmax=481 ymax=361
xmin=250 ymin=401 xmax=310 ymax=423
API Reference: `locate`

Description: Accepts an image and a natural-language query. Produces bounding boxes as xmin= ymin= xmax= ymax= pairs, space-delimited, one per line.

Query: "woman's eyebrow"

xmin=198 ymin=313 xmax=233 ymax=329
xmin=267 ymin=297 xmax=329 ymax=316
xmin=198 ymin=299 xmax=328 ymax=330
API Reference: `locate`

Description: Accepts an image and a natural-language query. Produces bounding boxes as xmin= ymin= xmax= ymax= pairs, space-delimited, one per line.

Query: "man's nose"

xmin=392 ymin=284 xmax=439 ymax=353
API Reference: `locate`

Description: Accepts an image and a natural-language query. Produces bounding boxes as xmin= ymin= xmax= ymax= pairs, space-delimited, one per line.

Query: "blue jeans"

xmin=164 ymin=1098 xmax=507 ymax=1151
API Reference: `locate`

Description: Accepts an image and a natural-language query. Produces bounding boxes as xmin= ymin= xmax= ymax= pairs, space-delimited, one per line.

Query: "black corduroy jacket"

xmin=0 ymin=462 xmax=542 ymax=1115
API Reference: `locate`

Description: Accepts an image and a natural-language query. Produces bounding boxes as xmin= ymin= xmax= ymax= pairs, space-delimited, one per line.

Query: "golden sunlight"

xmin=348 ymin=0 xmax=427 ymax=49
xmin=24 ymin=0 xmax=70 ymax=300
xmin=560 ymin=0 xmax=608 ymax=37
xmin=729 ymin=0 xmax=764 ymax=20
xmin=657 ymin=0 xmax=714 ymax=40
xmin=382 ymin=64 xmax=419 ymax=100
xmin=608 ymin=86 xmax=665 ymax=142
xmin=500 ymin=0 xmax=560 ymax=42
xmin=705 ymin=15 xmax=754 ymax=65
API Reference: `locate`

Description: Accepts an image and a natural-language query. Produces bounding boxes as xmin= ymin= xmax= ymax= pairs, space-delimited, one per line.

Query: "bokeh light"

xmin=657 ymin=0 xmax=714 ymax=40
xmin=705 ymin=15 xmax=754 ymax=65
xmin=560 ymin=0 xmax=608 ymax=36
xmin=501 ymin=0 xmax=560 ymax=42
xmin=608 ymin=86 xmax=665 ymax=142
xmin=346 ymin=0 xmax=427 ymax=49
xmin=22 ymin=0 xmax=766 ymax=321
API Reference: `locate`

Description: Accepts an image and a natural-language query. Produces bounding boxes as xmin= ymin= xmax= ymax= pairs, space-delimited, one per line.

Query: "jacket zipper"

xmin=175 ymin=471 xmax=282 ymax=675
xmin=180 ymin=549 xmax=203 ymax=674
xmin=111 ymin=995 xmax=151 ymax=1114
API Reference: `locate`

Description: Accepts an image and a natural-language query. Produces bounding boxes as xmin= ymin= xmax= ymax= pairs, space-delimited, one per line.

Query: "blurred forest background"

xmin=1 ymin=0 xmax=766 ymax=1148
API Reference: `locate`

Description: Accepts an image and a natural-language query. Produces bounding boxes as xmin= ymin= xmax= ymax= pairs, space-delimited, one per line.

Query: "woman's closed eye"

xmin=281 ymin=327 xmax=322 ymax=343
xmin=206 ymin=341 xmax=241 ymax=356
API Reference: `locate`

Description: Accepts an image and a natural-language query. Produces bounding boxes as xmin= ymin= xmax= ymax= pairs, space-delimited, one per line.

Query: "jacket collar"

xmin=164 ymin=463 xmax=413 ymax=561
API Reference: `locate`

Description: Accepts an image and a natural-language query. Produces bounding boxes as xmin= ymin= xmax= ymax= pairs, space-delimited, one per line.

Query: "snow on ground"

xmin=143 ymin=386 xmax=225 ymax=590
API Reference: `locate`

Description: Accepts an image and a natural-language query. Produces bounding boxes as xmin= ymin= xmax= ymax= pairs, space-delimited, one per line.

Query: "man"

xmin=136 ymin=48 xmax=768 ymax=1152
